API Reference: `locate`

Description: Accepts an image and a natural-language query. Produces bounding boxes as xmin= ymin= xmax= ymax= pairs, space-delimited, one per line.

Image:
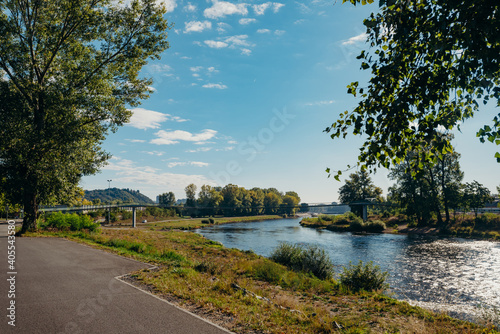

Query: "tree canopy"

xmin=0 ymin=0 xmax=169 ymax=232
xmin=327 ymin=0 xmax=500 ymax=178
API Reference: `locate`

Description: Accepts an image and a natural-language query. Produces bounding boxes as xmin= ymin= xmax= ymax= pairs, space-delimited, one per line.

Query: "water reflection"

xmin=196 ymin=218 xmax=500 ymax=322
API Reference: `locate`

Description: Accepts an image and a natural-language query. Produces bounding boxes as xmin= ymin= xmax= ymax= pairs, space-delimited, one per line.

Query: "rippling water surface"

xmin=196 ymin=217 xmax=500 ymax=322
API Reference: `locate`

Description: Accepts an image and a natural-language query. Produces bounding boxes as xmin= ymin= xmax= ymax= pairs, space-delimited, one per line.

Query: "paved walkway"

xmin=0 ymin=224 xmax=232 ymax=333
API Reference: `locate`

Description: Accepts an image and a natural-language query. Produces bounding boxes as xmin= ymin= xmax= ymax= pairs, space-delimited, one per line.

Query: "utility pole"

xmin=107 ymin=179 xmax=112 ymax=224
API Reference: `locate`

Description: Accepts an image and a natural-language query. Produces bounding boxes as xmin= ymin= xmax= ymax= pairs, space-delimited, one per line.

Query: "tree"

xmin=327 ymin=1 xmax=500 ymax=178
xmin=197 ymin=185 xmax=222 ymax=216
xmin=0 ymin=0 xmax=169 ymax=233
xmin=463 ymin=181 xmax=492 ymax=218
xmin=158 ymin=192 xmax=176 ymax=207
xmin=389 ymin=144 xmax=464 ymax=225
xmin=185 ymin=184 xmax=197 ymax=208
xmin=264 ymin=192 xmax=281 ymax=215
xmin=338 ymin=170 xmax=382 ymax=204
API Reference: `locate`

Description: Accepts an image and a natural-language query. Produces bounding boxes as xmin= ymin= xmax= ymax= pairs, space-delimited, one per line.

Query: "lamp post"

xmin=107 ymin=179 xmax=112 ymax=224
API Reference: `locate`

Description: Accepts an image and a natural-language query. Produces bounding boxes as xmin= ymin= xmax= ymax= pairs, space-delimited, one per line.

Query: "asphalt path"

xmin=0 ymin=223 xmax=232 ymax=333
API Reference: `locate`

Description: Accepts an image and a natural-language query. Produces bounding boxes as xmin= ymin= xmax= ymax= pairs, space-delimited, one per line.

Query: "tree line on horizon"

xmin=158 ymin=184 xmax=302 ymax=217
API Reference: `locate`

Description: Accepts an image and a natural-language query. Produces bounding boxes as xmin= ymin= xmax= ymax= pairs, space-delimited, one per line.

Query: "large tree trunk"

xmin=20 ymin=190 xmax=39 ymax=234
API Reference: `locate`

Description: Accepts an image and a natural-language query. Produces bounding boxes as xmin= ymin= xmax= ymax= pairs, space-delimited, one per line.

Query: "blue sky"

xmin=81 ymin=0 xmax=499 ymax=203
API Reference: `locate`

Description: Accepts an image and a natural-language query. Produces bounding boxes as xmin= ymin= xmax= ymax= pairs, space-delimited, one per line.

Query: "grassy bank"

xmin=138 ymin=215 xmax=284 ymax=230
xmin=27 ymin=228 xmax=498 ymax=333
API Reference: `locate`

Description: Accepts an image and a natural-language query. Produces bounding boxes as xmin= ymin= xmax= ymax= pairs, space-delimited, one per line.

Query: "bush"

xmin=270 ymin=242 xmax=303 ymax=270
xmin=365 ymin=220 xmax=386 ymax=233
xmin=349 ymin=219 xmax=364 ymax=232
xmin=301 ymin=245 xmax=333 ymax=280
xmin=339 ymin=260 xmax=389 ymax=292
xmin=201 ymin=219 xmax=210 ymax=224
xmin=270 ymin=242 xmax=333 ymax=280
xmin=43 ymin=212 xmax=100 ymax=232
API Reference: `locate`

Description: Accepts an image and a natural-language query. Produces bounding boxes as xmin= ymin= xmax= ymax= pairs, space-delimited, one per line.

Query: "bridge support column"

xmin=132 ymin=207 xmax=136 ymax=228
xmin=362 ymin=205 xmax=367 ymax=222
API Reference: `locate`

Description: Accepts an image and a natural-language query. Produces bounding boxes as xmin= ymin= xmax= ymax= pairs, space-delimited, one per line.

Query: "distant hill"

xmin=84 ymin=188 xmax=154 ymax=205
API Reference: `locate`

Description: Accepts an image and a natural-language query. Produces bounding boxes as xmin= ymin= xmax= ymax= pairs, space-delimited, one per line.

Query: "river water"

xmin=195 ymin=217 xmax=500 ymax=322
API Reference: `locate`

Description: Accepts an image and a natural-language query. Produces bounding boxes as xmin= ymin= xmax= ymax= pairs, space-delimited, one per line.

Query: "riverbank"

xmin=107 ymin=215 xmax=286 ymax=231
xmin=26 ymin=228 xmax=499 ymax=333
xmin=300 ymin=213 xmax=500 ymax=241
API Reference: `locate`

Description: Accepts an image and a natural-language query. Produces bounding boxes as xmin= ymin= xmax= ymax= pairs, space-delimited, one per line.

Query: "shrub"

xmin=209 ymin=218 xmax=215 ymax=224
xmin=365 ymin=220 xmax=386 ymax=233
xmin=270 ymin=242 xmax=334 ymax=280
xmin=339 ymin=260 xmax=389 ymax=292
xmin=201 ymin=219 xmax=210 ymax=224
xmin=301 ymin=245 xmax=333 ymax=280
xmin=349 ymin=219 xmax=364 ymax=232
xmin=270 ymin=242 xmax=303 ymax=270
xmin=43 ymin=212 xmax=100 ymax=232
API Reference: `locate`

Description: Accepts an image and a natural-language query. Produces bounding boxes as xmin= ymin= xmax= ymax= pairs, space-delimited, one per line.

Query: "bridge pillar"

xmin=132 ymin=207 xmax=136 ymax=228
xmin=362 ymin=205 xmax=367 ymax=222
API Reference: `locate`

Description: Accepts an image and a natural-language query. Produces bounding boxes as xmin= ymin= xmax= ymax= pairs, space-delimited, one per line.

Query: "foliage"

xmin=327 ymin=0 xmax=500 ymax=179
xmin=364 ymin=220 xmax=386 ymax=233
xmin=270 ymin=242 xmax=334 ymax=280
xmin=338 ymin=170 xmax=382 ymax=217
xmin=176 ymin=184 xmax=301 ymax=217
xmin=41 ymin=212 xmax=100 ymax=232
xmin=0 ymin=0 xmax=170 ymax=233
xmin=388 ymin=140 xmax=464 ymax=225
xmin=463 ymin=181 xmax=492 ymax=218
xmin=339 ymin=260 xmax=389 ymax=292
xmin=158 ymin=191 xmax=176 ymax=206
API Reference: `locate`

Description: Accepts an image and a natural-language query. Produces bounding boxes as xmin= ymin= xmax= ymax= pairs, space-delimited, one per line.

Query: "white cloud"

xmin=148 ymin=64 xmax=174 ymax=77
xmin=126 ymin=139 xmax=146 ymax=143
xmin=225 ymin=35 xmax=252 ymax=47
xmin=257 ymin=28 xmax=271 ymax=33
xmin=184 ymin=2 xmax=196 ymax=12
xmin=202 ymin=83 xmax=228 ymax=89
xmin=184 ymin=20 xmax=212 ymax=33
xmin=253 ymin=3 xmax=271 ymax=15
xmin=272 ymin=3 xmax=285 ymax=12
xmin=127 ymin=108 xmax=169 ymax=130
xmin=204 ymin=40 xmax=229 ymax=48
xmin=186 ymin=147 xmax=213 ymax=153
xmin=241 ymin=48 xmax=252 ymax=56
xmin=151 ymin=129 xmax=218 ymax=145
xmin=274 ymin=30 xmax=286 ymax=36
xmin=253 ymin=2 xmax=284 ymax=15
xmin=158 ymin=0 xmax=177 ymax=12
xmin=104 ymin=158 xmax=216 ymax=196
xmin=239 ymin=18 xmax=257 ymax=25
xmin=342 ymin=33 xmax=368 ymax=46
xmin=294 ymin=19 xmax=305 ymax=24
xmin=168 ymin=161 xmax=210 ymax=168
xmin=207 ymin=67 xmax=219 ymax=73
xmin=190 ymin=66 xmax=203 ymax=72
xmin=127 ymin=108 xmax=187 ymax=130
xmin=217 ymin=22 xmax=231 ymax=33
xmin=144 ymin=151 xmax=165 ymax=156
xmin=305 ymin=100 xmax=335 ymax=106
xmin=204 ymin=1 xmax=248 ymax=19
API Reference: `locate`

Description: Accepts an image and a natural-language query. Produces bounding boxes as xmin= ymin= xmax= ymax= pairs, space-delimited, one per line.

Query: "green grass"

xmin=24 ymin=228 xmax=499 ymax=334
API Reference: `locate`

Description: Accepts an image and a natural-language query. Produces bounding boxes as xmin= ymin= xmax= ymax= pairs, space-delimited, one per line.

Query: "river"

xmin=195 ymin=217 xmax=500 ymax=323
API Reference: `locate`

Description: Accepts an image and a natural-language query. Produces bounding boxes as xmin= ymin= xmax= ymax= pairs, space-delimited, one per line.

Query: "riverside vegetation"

xmin=301 ymin=212 xmax=500 ymax=241
xmin=24 ymin=212 xmax=500 ymax=333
